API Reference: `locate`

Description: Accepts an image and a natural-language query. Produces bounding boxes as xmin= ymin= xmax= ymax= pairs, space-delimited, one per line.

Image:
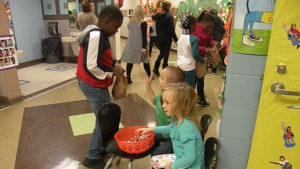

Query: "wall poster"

xmin=3 ymin=0 xmax=17 ymax=47
xmin=231 ymin=0 xmax=276 ymax=55
xmin=0 ymin=36 xmax=18 ymax=70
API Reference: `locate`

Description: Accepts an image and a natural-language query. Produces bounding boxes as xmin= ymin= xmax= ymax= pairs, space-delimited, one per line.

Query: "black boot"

xmin=126 ymin=77 xmax=132 ymax=84
xmin=153 ymin=69 xmax=160 ymax=76
xmin=82 ymin=157 xmax=106 ymax=169
xmin=198 ymin=97 xmax=210 ymax=107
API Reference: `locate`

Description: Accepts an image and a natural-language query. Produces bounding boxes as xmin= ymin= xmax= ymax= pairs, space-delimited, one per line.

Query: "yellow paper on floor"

xmin=69 ymin=113 xmax=124 ymax=136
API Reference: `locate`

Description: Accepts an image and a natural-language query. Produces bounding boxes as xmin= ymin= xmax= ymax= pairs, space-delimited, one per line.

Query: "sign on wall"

xmin=0 ymin=36 xmax=18 ymax=70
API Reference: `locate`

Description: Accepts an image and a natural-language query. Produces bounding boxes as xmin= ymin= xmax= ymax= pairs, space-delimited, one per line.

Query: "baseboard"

xmin=17 ymin=58 xmax=44 ymax=69
xmin=0 ymin=95 xmax=23 ymax=105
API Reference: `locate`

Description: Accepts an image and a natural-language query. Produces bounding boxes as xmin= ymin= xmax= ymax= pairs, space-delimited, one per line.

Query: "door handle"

xmin=271 ymin=82 xmax=300 ymax=96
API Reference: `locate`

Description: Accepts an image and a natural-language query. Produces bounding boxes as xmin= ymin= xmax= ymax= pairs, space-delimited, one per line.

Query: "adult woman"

xmin=121 ymin=5 xmax=151 ymax=84
xmin=192 ymin=11 xmax=215 ymax=106
xmin=152 ymin=1 xmax=177 ymax=76
xmin=76 ymin=0 xmax=98 ymax=31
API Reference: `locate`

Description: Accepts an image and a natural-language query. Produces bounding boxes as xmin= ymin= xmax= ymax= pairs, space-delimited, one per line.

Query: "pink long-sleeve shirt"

xmin=192 ymin=23 xmax=214 ymax=58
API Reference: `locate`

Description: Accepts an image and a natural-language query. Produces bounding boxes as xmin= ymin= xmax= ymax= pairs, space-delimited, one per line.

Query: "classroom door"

xmin=247 ymin=0 xmax=300 ymax=168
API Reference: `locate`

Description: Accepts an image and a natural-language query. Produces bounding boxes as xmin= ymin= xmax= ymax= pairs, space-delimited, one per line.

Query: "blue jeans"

xmin=243 ymin=11 xmax=263 ymax=34
xmin=77 ymin=78 xmax=111 ymax=159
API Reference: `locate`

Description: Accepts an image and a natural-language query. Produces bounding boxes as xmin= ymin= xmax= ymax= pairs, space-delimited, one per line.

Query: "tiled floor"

xmin=0 ymin=39 xmax=224 ymax=169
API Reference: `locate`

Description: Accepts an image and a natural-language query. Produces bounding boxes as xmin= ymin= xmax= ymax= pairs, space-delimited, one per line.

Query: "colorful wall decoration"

xmin=0 ymin=36 xmax=18 ymax=70
xmin=231 ymin=0 xmax=275 ymax=55
xmin=2 ymin=0 xmax=17 ymax=48
xmin=3 ymin=1 xmax=14 ymax=34
xmin=140 ymin=0 xmax=164 ymax=15
xmin=247 ymin=0 xmax=300 ymax=168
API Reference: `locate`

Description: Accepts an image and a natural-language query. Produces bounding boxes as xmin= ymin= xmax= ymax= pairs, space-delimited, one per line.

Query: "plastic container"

xmin=114 ymin=126 xmax=155 ymax=154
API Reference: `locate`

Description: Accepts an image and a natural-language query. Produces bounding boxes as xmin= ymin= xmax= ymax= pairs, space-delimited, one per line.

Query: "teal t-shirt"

xmin=154 ymin=119 xmax=205 ymax=169
xmin=154 ymin=93 xmax=171 ymax=138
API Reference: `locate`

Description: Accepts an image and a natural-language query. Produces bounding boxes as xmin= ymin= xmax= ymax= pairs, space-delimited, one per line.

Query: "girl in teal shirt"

xmin=138 ymin=83 xmax=205 ymax=169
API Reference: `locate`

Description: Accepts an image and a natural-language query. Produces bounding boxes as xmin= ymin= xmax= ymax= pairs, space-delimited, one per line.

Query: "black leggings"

xmin=149 ymin=36 xmax=157 ymax=56
xmin=126 ymin=62 xmax=151 ymax=78
xmin=196 ymin=76 xmax=205 ymax=100
xmin=154 ymin=41 xmax=172 ymax=71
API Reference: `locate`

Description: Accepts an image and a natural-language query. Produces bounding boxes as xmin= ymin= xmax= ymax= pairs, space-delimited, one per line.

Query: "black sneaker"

xmin=198 ymin=99 xmax=210 ymax=107
xmin=82 ymin=157 xmax=106 ymax=169
xmin=249 ymin=31 xmax=263 ymax=41
xmin=126 ymin=77 xmax=132 ymax=84
xmin=153 ymin=69 xmax=160 ymax=76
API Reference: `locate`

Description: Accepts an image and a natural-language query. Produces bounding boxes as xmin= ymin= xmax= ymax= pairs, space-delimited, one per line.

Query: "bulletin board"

xmin=247 ymin=0 xmax=300 ymax=168
xmin=0 ymin=36 xmax=18 ymax=70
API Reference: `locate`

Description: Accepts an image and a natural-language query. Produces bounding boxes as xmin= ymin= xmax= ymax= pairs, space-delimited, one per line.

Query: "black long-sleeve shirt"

xmin=141 ymin=21 xmax=147 ymax=49
xmin=153 ymin=12 xmax=177 ymax=43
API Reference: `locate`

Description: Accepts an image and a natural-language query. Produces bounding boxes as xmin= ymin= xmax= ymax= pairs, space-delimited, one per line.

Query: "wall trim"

xmin=0 ymin=95 xmax=23 ymax=105
xmin=17 ymin=59 xmax=44 ymax=69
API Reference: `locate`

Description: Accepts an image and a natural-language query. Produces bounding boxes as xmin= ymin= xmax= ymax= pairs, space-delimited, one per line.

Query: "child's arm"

xmin=146 ymin=74 xmax=156 ymax=105
xmin=136 ymin=124 xmax=171 ymax=135
xmin=282 ymin=122 xmax=287 ymax=135
xmin=85 ymin=33 xmax=116 ymax=79
xmin=171 ymin=138 xmax=198 ymax=168
xmin=154 ymin=125 xmax=171 ymax=134
xmin=191 ymin=36 xmax=204 ymax=63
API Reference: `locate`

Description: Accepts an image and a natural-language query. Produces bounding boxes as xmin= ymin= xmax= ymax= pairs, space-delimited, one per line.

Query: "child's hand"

xmin=282 ymin=122 xmax=285 ymax=127
xmin=135 ymin=127 xmax=154 ymax=135
xmin=205 ymin=48 xmax=211 ymax=54
xmin=141 ymin=48 xmax=147 ymax=56
xmin=165 ymin=162 xmax=172 ymax=169
xmin=146 ymin=73 xmax=154 ymax=86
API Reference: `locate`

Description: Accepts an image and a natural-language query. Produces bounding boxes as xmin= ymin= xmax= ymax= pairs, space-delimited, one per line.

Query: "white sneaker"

xmin=243 ymin=35 xmax=255 ymax=46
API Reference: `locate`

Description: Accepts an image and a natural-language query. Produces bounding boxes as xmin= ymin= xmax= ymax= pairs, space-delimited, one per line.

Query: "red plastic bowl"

xmin=114 ymin=126 xmax=155 ymax=154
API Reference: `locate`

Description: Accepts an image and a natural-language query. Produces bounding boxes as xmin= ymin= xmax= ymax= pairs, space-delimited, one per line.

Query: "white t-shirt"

xmin=177 ymin=34 xmax=195 ymax=71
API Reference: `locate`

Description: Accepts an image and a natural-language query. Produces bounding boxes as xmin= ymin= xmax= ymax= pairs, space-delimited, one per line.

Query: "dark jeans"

xmin=149 ymin=36 xmax=157 ymax=56
xmin=151 ymin=134 xmax=174 ymax=156
xmin=77 ymin=78 xmax=111 ymax=159
xmin=126 ymin=62 xmax=151 ymax=78
xmin=185 ymin=69 xmax=196 ymax=89
xmin=154 ymin=41 xmax=172 ymax=71
xmin=196 ymin=76 xmax=205 ymax=100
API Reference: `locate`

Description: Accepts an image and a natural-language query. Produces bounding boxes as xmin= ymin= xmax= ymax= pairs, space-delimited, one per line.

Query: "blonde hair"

xmin=130 ymin=5 xmax=144 ymax=24
xmin=164 ymin=66 xmax=185 ymax=83
xmin=162 ymin=83 xmax=201 ymax=131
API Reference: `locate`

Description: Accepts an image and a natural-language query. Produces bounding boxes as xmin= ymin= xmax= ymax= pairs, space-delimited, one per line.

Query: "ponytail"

xmin=197 ymin=10 xmax=215 ymax=23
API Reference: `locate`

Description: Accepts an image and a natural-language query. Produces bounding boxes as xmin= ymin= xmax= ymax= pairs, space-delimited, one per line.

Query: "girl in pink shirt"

xmin=192 ymin=11 xmax=216 ymax=106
